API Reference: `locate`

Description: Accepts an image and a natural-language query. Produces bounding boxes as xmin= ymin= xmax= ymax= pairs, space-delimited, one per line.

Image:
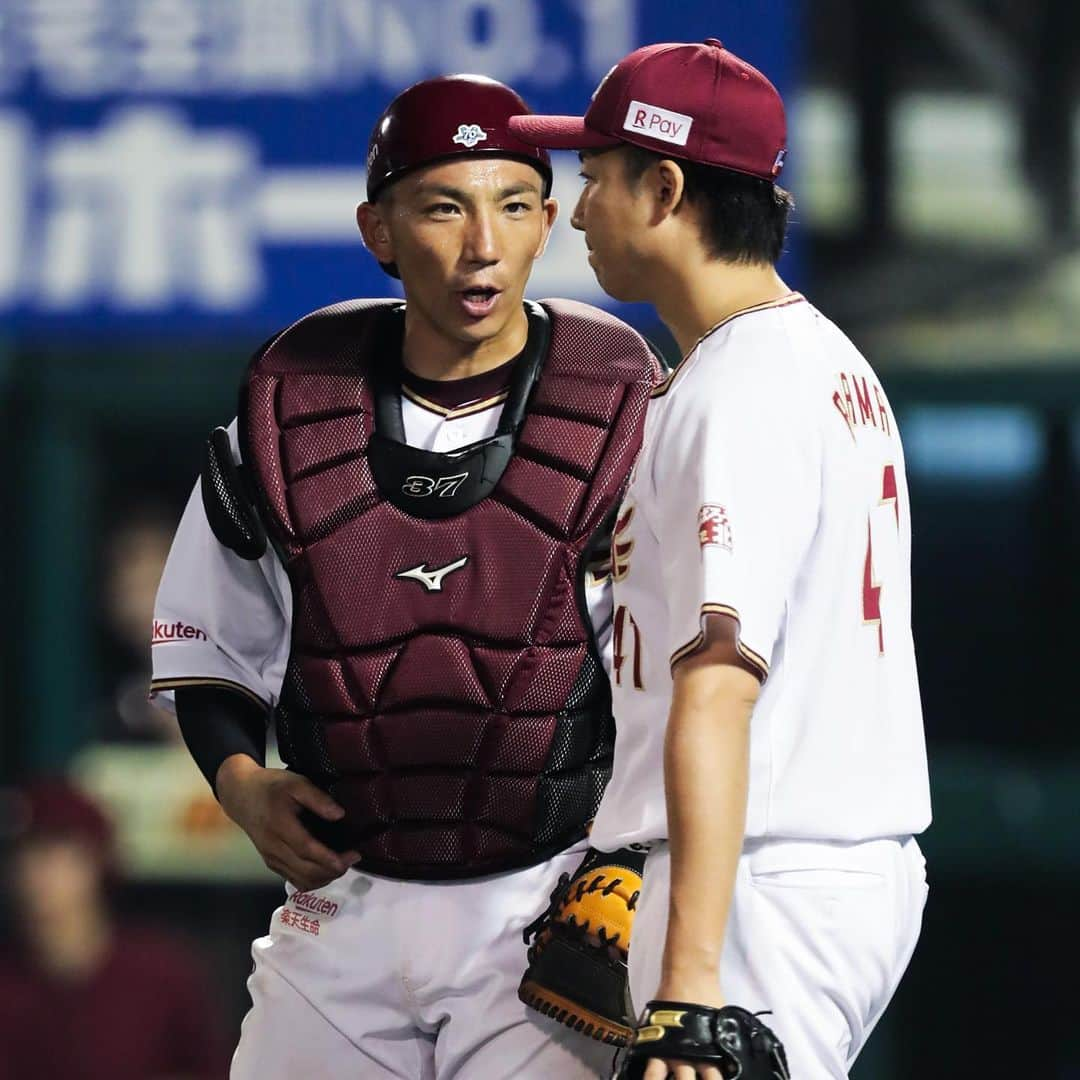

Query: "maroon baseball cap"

xmin=366 ymin=74 xmax=553 ymax=201
xmin=7 ymin=777 xmax=114 ymax=857
xmin=509 ymin=39 xmax=787 ymax=182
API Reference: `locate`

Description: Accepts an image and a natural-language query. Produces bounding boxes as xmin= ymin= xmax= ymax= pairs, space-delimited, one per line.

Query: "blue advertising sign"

xmin=0 ymin=0 xmax=800 ymax=340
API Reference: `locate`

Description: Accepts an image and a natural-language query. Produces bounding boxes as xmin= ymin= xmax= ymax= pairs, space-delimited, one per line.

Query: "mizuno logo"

xmin=395 ymin=556 xmax=469 ymax=593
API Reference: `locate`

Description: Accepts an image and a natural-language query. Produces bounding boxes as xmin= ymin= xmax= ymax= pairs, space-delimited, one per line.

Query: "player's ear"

xmin=533 ymin=198 xmax=559 ymax=260
xmin=652 ymin=159 xmax=687 ymax=220
xmin=357 ymin=200 xmax=394 ymax=264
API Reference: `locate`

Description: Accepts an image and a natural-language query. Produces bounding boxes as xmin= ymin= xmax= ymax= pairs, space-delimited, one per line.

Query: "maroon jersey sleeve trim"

xmin=669 ymin=604 xmax=769 ymax=683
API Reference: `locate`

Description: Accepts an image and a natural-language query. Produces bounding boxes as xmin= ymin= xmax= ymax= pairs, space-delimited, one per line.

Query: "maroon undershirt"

xmin=0 ymin=928 xmax=227 ymax=1080
xmin=400 ymin=355 xmax=516 ymax=410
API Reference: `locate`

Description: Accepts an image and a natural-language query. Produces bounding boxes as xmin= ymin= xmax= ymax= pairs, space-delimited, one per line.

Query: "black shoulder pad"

xmin=200 ymin=427 xmax=267 ymax=561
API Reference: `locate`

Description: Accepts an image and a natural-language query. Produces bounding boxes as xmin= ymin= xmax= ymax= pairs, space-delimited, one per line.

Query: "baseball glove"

xmin=616 ymin=1002 xmax=790 ymax=1079
xmin=519 ymin=846 xmax=646 ymax=1045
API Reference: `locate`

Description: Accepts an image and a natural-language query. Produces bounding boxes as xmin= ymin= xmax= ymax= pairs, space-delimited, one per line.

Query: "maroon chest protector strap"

xmin=237 ymin=298 xmax=659 ymax=880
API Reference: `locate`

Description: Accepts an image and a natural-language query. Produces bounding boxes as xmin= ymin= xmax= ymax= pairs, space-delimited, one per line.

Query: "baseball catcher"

xmin=151 ymin=73 xmax=663 ymax=1079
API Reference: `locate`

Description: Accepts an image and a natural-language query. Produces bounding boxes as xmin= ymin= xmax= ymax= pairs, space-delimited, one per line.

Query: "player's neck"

xmin=654 ymin=258 xmax=791 ymax=358
xmin=401 ymin=304 xmax=529 ymax=382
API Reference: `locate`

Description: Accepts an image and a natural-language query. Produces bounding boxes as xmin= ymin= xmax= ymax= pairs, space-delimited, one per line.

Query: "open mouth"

xmin=459 ymin=286 xmax=500 ymax=319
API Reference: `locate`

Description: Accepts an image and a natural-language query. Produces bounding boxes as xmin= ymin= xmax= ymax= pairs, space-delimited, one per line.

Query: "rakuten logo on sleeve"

xmin=624 ymin=100 xmax=694 ymax=147
xmin=152 ymin=619 xmax=209 ymax=645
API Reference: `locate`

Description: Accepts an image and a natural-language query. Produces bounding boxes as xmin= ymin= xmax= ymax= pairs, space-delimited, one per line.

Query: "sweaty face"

xmin=364 ymin=158 xmax=555 ymax=350
xmin=572 ymin=148 xmax=654 ymax=303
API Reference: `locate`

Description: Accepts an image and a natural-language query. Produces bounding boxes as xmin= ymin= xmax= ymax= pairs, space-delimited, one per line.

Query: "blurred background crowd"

xmin=1 ymin=1 xmax=1077 ymax=1076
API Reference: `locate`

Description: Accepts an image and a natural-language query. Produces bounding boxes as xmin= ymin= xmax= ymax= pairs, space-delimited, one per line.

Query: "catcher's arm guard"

xmin=616 ymin=1001 xmax=790 ymax=1080
xmin=518 ymin=846 xmax=646 ymax=1046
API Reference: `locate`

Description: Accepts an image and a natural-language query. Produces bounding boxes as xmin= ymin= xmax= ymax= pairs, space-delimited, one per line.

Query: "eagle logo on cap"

xmin=452 ymin=123 xmax=488 ymax=149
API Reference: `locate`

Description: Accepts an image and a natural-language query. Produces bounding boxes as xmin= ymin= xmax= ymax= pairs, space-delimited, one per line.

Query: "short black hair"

xmin=621 ymin=145 xmax=794 ymax=265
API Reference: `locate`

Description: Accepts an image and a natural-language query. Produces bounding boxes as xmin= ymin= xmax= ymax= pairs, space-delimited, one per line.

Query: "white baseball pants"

xmin=230 ymin=838 xmax=614 ymax=1079
xmin=629 ymin=835 xmax=927 ymax=1079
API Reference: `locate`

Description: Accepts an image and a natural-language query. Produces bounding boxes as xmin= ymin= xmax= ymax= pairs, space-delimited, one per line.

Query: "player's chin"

xmin=590 ymin=260 xmax=639 ymax=304
xmin=446 ymin=305 xmax=513 ymax=345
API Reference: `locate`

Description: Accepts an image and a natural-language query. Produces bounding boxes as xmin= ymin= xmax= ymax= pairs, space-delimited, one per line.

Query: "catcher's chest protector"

xmin=241 ymin=298 xmax=659 ymax=880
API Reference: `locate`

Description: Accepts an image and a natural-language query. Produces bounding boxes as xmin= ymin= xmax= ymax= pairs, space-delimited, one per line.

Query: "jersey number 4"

xmin=862 ymin=464 xmax=900 ymax=654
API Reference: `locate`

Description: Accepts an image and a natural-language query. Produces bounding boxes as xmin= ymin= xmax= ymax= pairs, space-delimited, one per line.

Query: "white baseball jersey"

xmin=590 ymin=293 xmax=932 ymax=849
xmin=152 ymin=390 xmax=614 ymax=709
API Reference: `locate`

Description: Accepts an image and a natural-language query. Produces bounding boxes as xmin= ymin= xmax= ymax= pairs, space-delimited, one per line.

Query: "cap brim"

xmin=508 ymin=114 xmax=622 ymax=150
